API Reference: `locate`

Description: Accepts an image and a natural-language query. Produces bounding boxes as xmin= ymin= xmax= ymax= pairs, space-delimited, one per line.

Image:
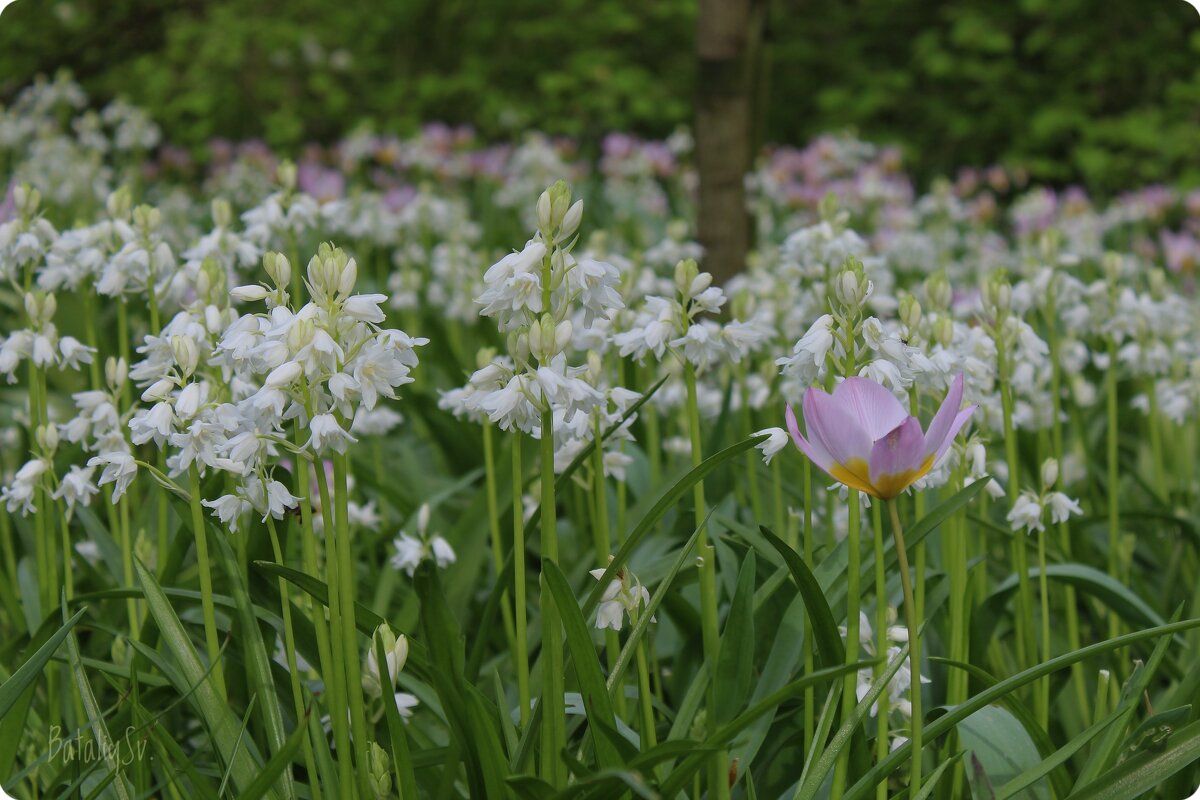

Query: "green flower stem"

xmin=187 ymin=464 xmax=226 ymax=698
xmin=774 ymin=458 xmax=788 ymax=549
xmin=539 ymin=407 xmax=566 ymax=787
xmin=482 ymin=424 xmax=518 ymax=668
xmin=738 ymin=366 xmax=763 ymax=521
xmin=591 ymin=413 xmax=626 ymax=719
xmin=872 ymin=501 xmax=889 ymax=800
xmin=117 ymin=299 xmax=131 ymax=408
xmin=1044 ymin=297 xmax=1088 ymax=713
xmin=81 ymin=288 xmax=102 ymax=389
xmin=311 ymin=452 xmax=353 ymax=792
xmin=630 ymin=604 xmax=657 ymax=752
xmin=1145 ymin=378 xmax=1168 ymax=504
xmin=332 ymin=452 xmax=372 ymax=800
xmin=1105 ymin=335 xmax=1121 ymax=644
xmin=512 ymin=433 xmax=531 ymax=728
xmin=1036 ymin=527 xmax=1050 ymax=730
xmin=266 ymin=515 xmax=322 ymax=800
xmin=998 ymin=337 xmax=1034 ymax=671
xmin=294 ymin=429 xmax=340 ymax=776
xmin=887 ymin=500 xmax=922 ymax=794
xmin=684 ymin=362 xmax=728 ymax=800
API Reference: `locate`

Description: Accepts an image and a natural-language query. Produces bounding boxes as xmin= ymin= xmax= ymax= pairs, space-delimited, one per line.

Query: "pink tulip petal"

xmin=868 ymin=417 xmax=927 ymax=499
xmin=804 ymin=387 xmax=873 ymax=474
xmin=785 ymin=403 xmax=835 ymax=474
xmin=834 ymin=377 xmax=909 ymax=441
xmin=933 ymin=406 xmax=976 ymax=462
xmin=922 ymin=373 xmax=965 ymax=457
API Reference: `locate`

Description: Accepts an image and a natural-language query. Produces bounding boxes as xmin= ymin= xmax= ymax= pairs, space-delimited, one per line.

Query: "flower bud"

xmin=265 ymin=360 xmax=303 ymax=389
xmin=106 ymin=186 xmax=131 ymax=219
xmin=171 ymin=335 xmax=199 ymax=376
xmin=554 ymin=319 xmax=573 ymax=353
xmin=1103 ymin=252 xmax=1123 ymax=285
xmin=475 ymin=347 xmax=497 ymax=370
xmin=35 ymin=424 xmax=58 ymax=454
xmin=925 ymin=272 xmax=952 ymax=311
xmin=132 ymin=204 xmax=160 ymax=233
xmin=508 ymin=331 xmax=530 ymax=364
xmin=831 ymin=258 xmax=870 ymax=310
xmin=899 ymin=293 xmax=922 ymax=331
xmin=264 ymin=252 xmax=291 ymax=289
xmin=230 ymin=284 xmax=270 ymax=303
xmin=586 ymin=351 xmax=603 ymax=384
xmin=933 ymin=316 xmax=954 ymax=348
xmin=287 ymin=318 xmax=315 ymax=352
xmin=536 ymin=189 xmax=553 ymax=233
xmin=368 ymin=742 xmax=392 ymax=800
xmin=674 ymin=258 xmax=699 ymax=295
xmin=106 ymin=357 xmax=127 ymax=389
xmin=23 ymin=292 xmax=39 ymax=324
xmin=278 ymin=160 xmax=297 ymax=191
xmin=337 ymin=258 xmax=358 ymax=297
xmin=560 ymin=199 xmax=584 ymax=238
xmin=211 ymin=197 xmax=233 ymax=229
xmin=982 ymin=270 xmax=1011 ymax=318
xmin=1041 ymin=458 xmax=1058 ymax=490
xmin=417 ymin=503 xmax=431 ymax=536
xmin=142 ymin=377 xmax=175 ymax=402
xmin=548 ymin=180 xmax=572 ymax=230
xmin=1148 ymin=268 xmax=1166 ymax=300
xmin=111 ymin=636 xmax=128 ymax=666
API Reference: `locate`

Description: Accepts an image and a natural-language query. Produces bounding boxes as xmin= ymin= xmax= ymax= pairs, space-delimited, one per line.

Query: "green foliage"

xmin=4 ymin=0 xmax=1199 ymax=187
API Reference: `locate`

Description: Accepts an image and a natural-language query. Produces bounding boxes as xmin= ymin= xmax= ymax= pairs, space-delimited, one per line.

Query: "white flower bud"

xmin=211 ymin=198 xmax=232 ymax=228
xmin=337 ymin=258 xmax=358 ymax=297
xmin=264 ymin=252 xmax=291 ymax=289
xmin=536 ymin=189 xmax=553 ymax=233
xmin=560 ymin=199 xmax=584 ymax=238
xmin=554 ymin=319 xmax=573 ymax=352
xmin=230 ymin=284 xmax=270 ymax=302
xmin=106 ymin=357 xmax=127 ymax=389
xmin=170 ymin=335 xmax=199 ymax=376
xmin=1041 ymin=458 xmax=1058 ymax=490
xmin=417 ymin=503 xmax=431 ymax=536
xmin=141 ymin=378 xmax=175 ymax=402
xmin=36 ymin=424 xmax=58 ymax=454
xmin=265 ymin=360 xmax=303 ymax=389
xmin=278 ymin=160 xmax=297 ymax=191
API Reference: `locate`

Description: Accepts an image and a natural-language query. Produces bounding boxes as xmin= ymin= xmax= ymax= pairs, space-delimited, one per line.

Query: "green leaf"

xmin=376 ymin=631 xmax=420 ymax=800
xmin=714 ymin=551 xmax=756 ymax=724
xmin=759 ymin=525 xmax=845 ymax=668
xmin=62 ymin=597 xmax=133 ymax=800
xmin=842 ymin=616 xmax=1200 ymax=800
xmin=134 ymin=560 xmax=275 ymax=799
xmin=0 ymin=606 xmax=86 ymax=718
xmin=957 ymin=706 xmax=1047 ymax=800
xmin=239 ymin=705 xmax=312 ymax=800
xmin=1064 ymin=717 xmax=1200 ymax=800
xmin=794 ymin=645 xmax=908 ymax=800
xmin=583 ymin=434 xmax=768 ymax=616
xmin=213 ymin=530 xmax=295 ymax=800
xmin=542 ymin=560 xmax=624 ymax=770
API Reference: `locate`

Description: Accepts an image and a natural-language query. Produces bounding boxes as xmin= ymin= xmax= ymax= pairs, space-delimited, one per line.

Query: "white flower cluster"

xmin=390 ymin=503 xmax=456 ymax=577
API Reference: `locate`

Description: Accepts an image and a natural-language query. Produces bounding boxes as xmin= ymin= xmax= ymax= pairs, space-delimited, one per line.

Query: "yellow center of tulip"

xmin=831 ymin=453 xmax=936 ymax=500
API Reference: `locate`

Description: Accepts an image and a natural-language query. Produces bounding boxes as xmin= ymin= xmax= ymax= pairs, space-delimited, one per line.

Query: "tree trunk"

xmin=695 ymin=0 xmax=763 ymax=285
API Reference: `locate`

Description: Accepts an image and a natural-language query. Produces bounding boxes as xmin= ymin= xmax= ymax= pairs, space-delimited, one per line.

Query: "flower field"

xmin=2 ymin=74 xmax=1200 ymax=799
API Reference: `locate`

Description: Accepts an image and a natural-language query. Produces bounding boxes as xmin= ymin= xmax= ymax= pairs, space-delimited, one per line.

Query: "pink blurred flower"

xmin=785 ymin=374 xmax=975 ymax=500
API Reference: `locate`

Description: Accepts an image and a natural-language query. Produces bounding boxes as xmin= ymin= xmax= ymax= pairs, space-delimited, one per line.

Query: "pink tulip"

xmin=786 ymin=374 xmax=975 ymax=500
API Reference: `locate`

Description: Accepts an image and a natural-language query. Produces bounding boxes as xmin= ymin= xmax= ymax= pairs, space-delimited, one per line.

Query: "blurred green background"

xmin=2 ymin=0 xmax=1199 ymax=191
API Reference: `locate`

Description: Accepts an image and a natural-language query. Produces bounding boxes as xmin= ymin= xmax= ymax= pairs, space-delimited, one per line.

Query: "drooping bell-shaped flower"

xmin=786 ymin=373 xmax=975 ymax=500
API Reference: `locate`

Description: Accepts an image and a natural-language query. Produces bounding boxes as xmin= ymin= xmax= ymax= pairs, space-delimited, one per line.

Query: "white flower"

xmin=202 ymin=493 xmax=252 ymax=533
xmin=363 ymin=631 xmax=409 ymax=698
xmin=343 ymin=293 xmax=388 ymax=324
xmin=54 ymin=465 xmax=98 ymax=512
xmin=1 ymin=458 xmax=50 ymax=515
xmin=391 ymin=533 xmax=425 ymax=577
xmin=430 ymin=536 xmax=456 ymax=569
xmin=589 ymin=564 xmax=651 ymax=632
xmin=307 ymin=413 xmax=357 ymax=454
xmin=753 ymin=427 xmax=789 ymax=465
xmin=1045 ymin=492 xmax=1082 ymax=525
xmin=1007 ymin=492 xmax=1045 ymax=534
xmin=88 ymin=452 xmax=138 ymax=502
